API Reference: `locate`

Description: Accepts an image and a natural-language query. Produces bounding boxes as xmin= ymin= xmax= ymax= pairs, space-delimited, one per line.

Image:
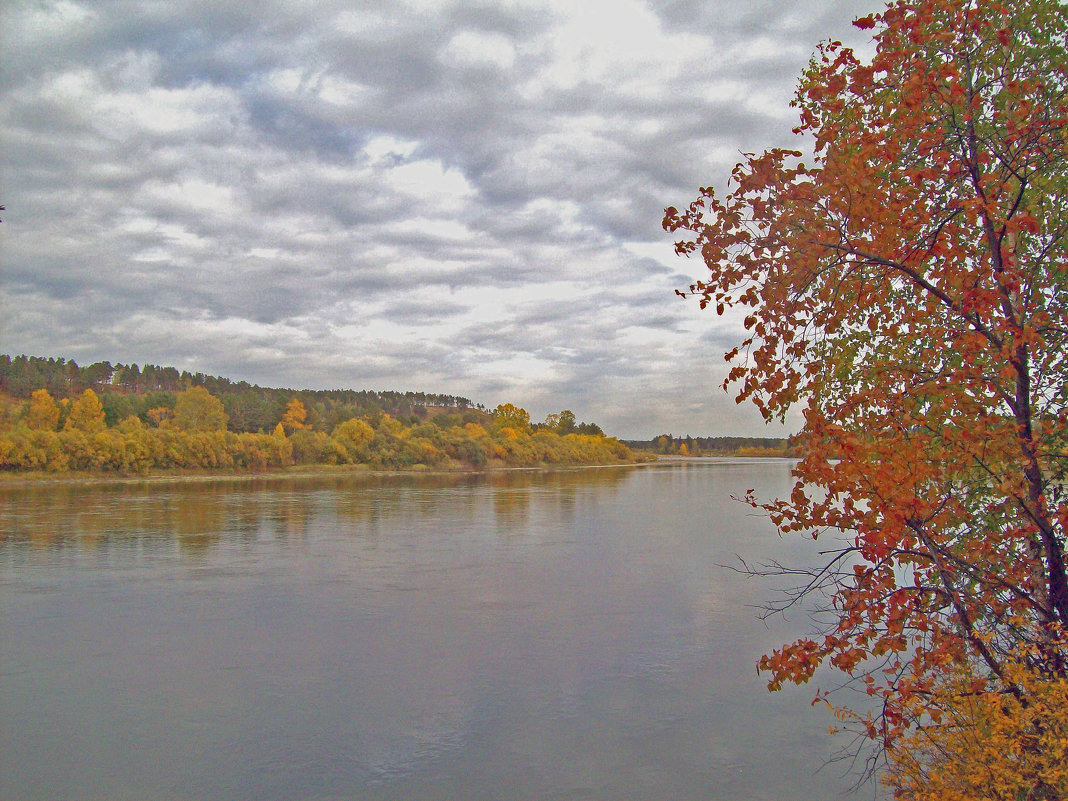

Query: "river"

xmin=1 ymin=459 xmax=870 ymax=800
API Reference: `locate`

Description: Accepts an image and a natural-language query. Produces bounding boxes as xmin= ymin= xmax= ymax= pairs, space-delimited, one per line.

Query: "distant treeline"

xmin=625 ymin=434 xmax=796 ymax=457
xmin=0 ymin=354 xmax=476 ymax=434
xmin=0 ymin=354 xmax=636 ymax=474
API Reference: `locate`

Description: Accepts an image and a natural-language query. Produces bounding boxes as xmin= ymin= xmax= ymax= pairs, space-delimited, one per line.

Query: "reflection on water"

xmin=0 ymin=468 xmax=634 ymax=552
xmin=1 ymin=461 xmax=868 ymax=801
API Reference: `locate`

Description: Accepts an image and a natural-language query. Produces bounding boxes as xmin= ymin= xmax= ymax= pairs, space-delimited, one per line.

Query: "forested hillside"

xmin=0 ymin=354 xmax=477 ymax=432
xmin=0 ymin=354 xmax=636 ymax=474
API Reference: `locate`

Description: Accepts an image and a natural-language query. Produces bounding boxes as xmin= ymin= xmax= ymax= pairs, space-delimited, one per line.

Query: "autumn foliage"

xmin=665 ymin=0 xmax=1067 ymax=794
xmin=0 ymin=387 xmax=636 ymax=475
xmin=886 ymin=656 xmax=1068 ymax=800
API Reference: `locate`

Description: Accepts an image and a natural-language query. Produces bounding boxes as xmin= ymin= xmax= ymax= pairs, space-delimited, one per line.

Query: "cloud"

xmin=0 ymin=0 xmax=874 ymax=437
xmin=439 ymin=30 xmax=517 ymax=71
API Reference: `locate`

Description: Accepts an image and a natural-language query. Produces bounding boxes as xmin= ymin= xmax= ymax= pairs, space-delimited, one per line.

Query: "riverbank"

xmin=0 ymin=457 xmax=658 ymax=489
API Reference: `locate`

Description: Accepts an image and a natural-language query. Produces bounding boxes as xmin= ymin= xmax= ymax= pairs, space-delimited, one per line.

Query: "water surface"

xmin=1 ymin=460 xmax=864 ymax=800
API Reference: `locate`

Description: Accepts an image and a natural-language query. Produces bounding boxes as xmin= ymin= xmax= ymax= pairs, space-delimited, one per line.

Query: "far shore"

xmin=0 ymin=453 xmax=802 ymax=489
xmin=0 ymin=459 xmax=658 ymax=489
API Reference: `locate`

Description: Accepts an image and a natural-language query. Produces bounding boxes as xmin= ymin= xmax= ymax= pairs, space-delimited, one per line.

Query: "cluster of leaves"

xmin=885 ymin=650 xmax=1068 ymax=800
xmin=666 ymin=0 xmax=1067 ymax=793
xmin=0 ymin=388 xmax=637 ymax=475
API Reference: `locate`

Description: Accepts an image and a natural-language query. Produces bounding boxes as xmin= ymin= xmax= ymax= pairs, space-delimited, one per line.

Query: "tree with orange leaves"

xmin=665 ymin=0 xmax=1067 ymax=791
xmin=885 ymin=656 xmax=1068 ymax=800
xmin=24 ymin=389 xmax=60 ymax=432
xmin=280 ymin=398 xmax=309 ymax=434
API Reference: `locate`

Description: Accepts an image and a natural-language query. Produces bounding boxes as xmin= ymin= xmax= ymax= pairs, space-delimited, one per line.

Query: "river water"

xmin=1 ymin=459 xmax=868 ymax=800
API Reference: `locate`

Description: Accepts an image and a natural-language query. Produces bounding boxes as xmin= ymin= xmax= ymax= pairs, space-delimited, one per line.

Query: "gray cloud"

xmin=0 ymin=0 xmax=873 ymax=438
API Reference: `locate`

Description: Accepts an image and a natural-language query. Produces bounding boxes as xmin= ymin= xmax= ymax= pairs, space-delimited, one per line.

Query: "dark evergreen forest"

xmin=0 ymin=354 xmax=477 ymax=433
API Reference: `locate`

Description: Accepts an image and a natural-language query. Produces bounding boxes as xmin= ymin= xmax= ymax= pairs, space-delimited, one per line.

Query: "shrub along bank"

xmin=0 ymin=387 xmax=639 ymax=474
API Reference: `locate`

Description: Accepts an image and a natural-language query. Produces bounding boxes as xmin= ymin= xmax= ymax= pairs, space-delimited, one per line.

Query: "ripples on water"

xmin=0 ymin=461 xmax=871 ymax=800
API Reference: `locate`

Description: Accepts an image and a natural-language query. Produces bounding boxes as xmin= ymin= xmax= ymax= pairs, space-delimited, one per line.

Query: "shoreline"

xmin=0 ymin=459 xmax=658 ymax=489
xmin=0 ymin=454 xmax=805 ymax=490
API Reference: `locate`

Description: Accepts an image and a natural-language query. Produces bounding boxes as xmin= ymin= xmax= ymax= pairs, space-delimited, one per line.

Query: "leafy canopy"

xmin=173 ymin=386 xmax=229 ymax=432
xmin=665 ymin=0 xmax=1067 ymax=785
xmin=25 ymin=389 xmax=60 ymax=432
xmin=64 ymin=389 xmax=106 ymax=434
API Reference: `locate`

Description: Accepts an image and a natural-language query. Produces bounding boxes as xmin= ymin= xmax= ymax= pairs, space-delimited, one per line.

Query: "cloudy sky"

xmin=1 ymin=0 xmax=874 ymax=438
